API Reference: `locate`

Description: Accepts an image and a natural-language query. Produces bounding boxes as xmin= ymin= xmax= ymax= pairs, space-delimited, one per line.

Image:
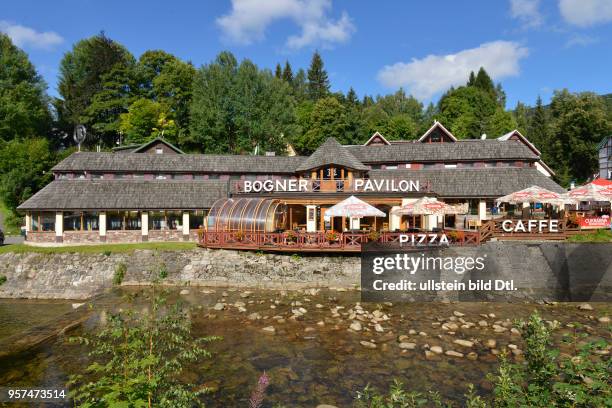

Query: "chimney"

xmin=481 ymin=134 xmax=487 ymax=140
xmin=265 ymin=151 xmax=276 ymax=156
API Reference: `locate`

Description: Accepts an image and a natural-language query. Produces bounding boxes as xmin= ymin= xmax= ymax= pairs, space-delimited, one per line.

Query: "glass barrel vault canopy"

xmin=207 ymin=198 xmax=287 ymax=232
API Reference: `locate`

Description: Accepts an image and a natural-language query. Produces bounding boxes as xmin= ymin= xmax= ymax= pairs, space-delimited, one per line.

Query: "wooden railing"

xmin=198 ymin=230 xmax=481 ymax=252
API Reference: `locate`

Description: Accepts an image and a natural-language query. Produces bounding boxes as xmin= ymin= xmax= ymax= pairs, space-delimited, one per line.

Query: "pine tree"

xmin=282 ymin=60 xmax=293 ymax=84
xmin=346 ymin=87 xmax=359 ymax=106
xmin=467 ymin=71 xmax=476 ymax=86
xmin=307 ymin=51 xmax=330 ymax=101
xmin=473 ymin=67 xmax=496 ymax=99
xmin=274 ymin=63 xmax=282 ymax=79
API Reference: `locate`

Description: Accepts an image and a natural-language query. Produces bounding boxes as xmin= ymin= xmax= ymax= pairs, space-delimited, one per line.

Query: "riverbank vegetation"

xmin=0 ymin=242 xmax=196 ymax=255
xmin=354 ymin=312 xmax=611 ymax=407
xmin=67 ymin=289 xmax=220 ymax=407
xmin=1 ymin=31 xmax=611 ymax=226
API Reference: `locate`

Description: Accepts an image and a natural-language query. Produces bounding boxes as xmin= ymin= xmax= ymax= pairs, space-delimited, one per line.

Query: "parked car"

xmin=0 ymin=228 xmax=4 ymax=245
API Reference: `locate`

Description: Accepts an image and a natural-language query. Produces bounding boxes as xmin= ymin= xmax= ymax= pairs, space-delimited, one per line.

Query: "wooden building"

xmin=18 ymin=122 xmax=564 ymax=245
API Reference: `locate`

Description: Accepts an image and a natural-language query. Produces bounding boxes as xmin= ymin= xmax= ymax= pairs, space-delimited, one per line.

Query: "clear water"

xmin=0 ymin=288 xmax=610 ymax=407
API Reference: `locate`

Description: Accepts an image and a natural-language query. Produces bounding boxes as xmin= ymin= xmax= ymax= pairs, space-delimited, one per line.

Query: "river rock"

xmin=262 ymin=326 xmax=275 ymax=334
xmin=485 ymin=339 xmax=497 ymax=349
xmin=349 ymin=321 xmax=362 ymax=331
xmin=248 ymin=312 xmax=261 ymax=320
xmin=453 ymin=339 xmax=474 ymax=348
xmin=316 ymin=405 xmax=339 ymax=408
xmin=408 ymin=329 xmax=417 ymax=335
xmin=430 ymin=346 xmax=443 ymax=354
xmin=510 ymin=328 xmax=521 ymax=335
xmin=478 ymin=320 xmax=488 ymax=327
xmin=597 ymin=316 xmax=610 ymax=324
xmin=442 ymin=322 xmax=459 ymax=331
xmin=360 ymin=341 xmax=377 ymax=349
xmin=179 ymin=289 xmax=190 ymax=295
xmin=453 ymin=311 xmax=465 ymax=317
xmin=398 ymin=342 xmax=416 ymax=350
xmin=213 ymin=303 xmax=225 ymax=311
xmin=467 ymin=352 xmax=478 ymax=361
xmin=578 ymin=303 xmax=593 ymax=311
xmin=445 ymin=350 xmax=464 ymax=358
xmin=374 ymin=324 xmax=384 ymax=333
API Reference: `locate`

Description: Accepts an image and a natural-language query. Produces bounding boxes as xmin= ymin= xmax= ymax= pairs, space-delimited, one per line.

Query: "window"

xmin=208 ymin=174 xmax=220 ymax=180
xmin=155 ymin=147 xmax=163 ymax=154
xmin=189 ymin=210 xmax=208 ymax=230
xmin=194 ymin=174 xmax=206 ymax=180
xmin=444 ymin=164 xmax=457 ymax=169
xmin=155 ymin=174 xmax=168 ymax=180
xmin=30 ymin=212 xmax=55 ymax=232
xmin=133 ymin=173 xmax=144 ymax=179
xmin=91 ymin=173 xmax=104 ymax=180
xmin=107 ymin=211 xmax=141 ymax=230
xmin=386 ymin=165 xmax=398 ymax=170
xmin=404 ymin=164 xmax=412 ymax=169
xmin=149 ymin=211 xmax=182 ymax=230
xmin=63 ymin=211 xmax=99 ymax=231
xmin=229 ymin=174 xmax=241 ymax=181
xmin=58 ymin=173 xmax=69 ymax=179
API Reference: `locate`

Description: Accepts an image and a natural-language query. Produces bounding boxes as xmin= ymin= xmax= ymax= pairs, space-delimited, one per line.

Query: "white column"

xmin=349 ymin=217 xmax=360 ymax=230
xmin=141 ymin=212 xmax=149 ymax=240
xmin=306 ymin=205 xmax=317 ymax=232
xmin=390 ymin=206 xmax=401 ymax=231
xmin=182 ymin=211 xmax=190 ymax=239
xmin=99 ymin=212 xmax=107 ymax=238
xmin=25 ymin=213 xmax=31 ymax=232
xmin=55 ymin=211 xmax=63 ymax=242
xmin=478 ymin=200 xmax=487 ymax=225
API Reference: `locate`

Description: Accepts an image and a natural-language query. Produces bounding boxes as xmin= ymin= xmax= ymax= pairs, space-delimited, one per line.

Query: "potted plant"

xmin=367 ymin=230 xmax=380 ymax=242
xmin=325 ymin=231 xmax=338 ymax=243
xmin=285 ymin=230 xmax=297 ymax=244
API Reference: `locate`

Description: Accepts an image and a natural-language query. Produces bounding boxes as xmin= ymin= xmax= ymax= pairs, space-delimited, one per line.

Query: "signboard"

xmin=578 ymin=216 xmax=610 ymax=229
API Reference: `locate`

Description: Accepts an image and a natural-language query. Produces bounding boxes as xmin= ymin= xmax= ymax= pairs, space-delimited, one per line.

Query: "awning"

xmin=565 ymin=183 xmax=612 ymax=203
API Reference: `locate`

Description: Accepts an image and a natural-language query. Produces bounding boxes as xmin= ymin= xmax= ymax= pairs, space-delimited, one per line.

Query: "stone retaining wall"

xmin=0 ymin=243 xmax=610 ymax=300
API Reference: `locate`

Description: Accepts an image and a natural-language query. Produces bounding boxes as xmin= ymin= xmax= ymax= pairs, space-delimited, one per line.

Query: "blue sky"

xmin=2 ymin=0 xmax=612 ymax=107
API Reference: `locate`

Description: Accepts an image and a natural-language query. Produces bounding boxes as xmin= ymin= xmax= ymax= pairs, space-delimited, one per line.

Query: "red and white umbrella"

xmin=565 ymin=182 xmax=612 ymax=202
xmin=393 ymin=197 xmax=467 ymax=215
xmin=325 ymin=196 xmax=386 ymax=218
xmin=496 ymin=185 xmax=567 ymax=205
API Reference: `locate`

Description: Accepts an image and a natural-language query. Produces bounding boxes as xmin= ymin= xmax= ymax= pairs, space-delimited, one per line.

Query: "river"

xmin=0 ymin=287 xmax=610 ymax=407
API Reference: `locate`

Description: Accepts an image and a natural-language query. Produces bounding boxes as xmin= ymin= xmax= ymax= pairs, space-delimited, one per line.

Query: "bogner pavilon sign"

xmin=241 ymin=178 xmax=421 ymax=193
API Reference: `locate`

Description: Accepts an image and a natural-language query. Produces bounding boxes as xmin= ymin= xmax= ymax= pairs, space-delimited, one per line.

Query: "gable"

xmin=364 ymin=132 xmax=391 ymax=146
xmin=418 ymin=121 xmax=457 ymax=143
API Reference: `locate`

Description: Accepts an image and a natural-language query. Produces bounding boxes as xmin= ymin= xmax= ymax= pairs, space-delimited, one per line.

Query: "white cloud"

xmin=216 ymin=0 xmax=355 ymax=48
xmin=565 ymin=33 xmax=599 ymax=47
xmin=377 ymin=41 xmax=529 ymax=100
xmin=0 ymin=21 xmax=63 ymax=49
xmin=559 ymin=0 xmax=612 ymax=26
xmin=510 ymin=0 xmax=543 ymax=28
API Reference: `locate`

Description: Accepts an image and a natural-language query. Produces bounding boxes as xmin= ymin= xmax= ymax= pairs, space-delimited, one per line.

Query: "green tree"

xmin=307 ymin=51 xmax=330 ymax=101
xmin=0 ymin=138 xmax=61 ymax=214
xmin=0 ymin=33 xmax=51 ymax=141
xmin=485 ymin=107 xmax=517 ymax=137
xmin=437 ymin=85 xmax=498 ymax=138
xmin=549 ymin=90 xmax=610 ymax=184
xmin=136 ymin=50 xmax=178 ymax=99
xmin=294 ymin=97 xmax=347 ymax=153
xmin=274 ymin=63 xmax=282 ymax=79
xmin=473 ymin=67 xmax=496 ymax=99
xmin=513 ymin=101 xmax=529 ymax=135
xmin=119 ymin=99 xmax=176 ymax=145
xmin=281 ymin=60 xmax=293 ymax=84
xmin=153 ymin=59 xmax=196 ymax=146
xmin=190 ymin=52 xmax=296 ymax=154
xmin=57 ymin=32 xmax=135 ymax=143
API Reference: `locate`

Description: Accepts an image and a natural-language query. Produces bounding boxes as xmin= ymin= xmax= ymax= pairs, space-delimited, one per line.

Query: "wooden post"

xmin=289 ymin=207 xmax=293 ymax=230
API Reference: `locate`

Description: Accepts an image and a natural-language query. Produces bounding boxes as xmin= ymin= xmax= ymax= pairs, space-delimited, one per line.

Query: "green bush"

xmin=0 ymin=275 xmax=7 ymax=286
xmin=158 ymin=262 xmax=168 ymax=280
xmin=113 ymin=262 xmax=126 ymax=285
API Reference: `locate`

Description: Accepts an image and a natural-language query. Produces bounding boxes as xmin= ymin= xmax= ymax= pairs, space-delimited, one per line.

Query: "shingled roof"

xmin=345 ymin=139 xmax=539 ymax=163
xmin=17 ymin=180 xmax=229 ymax=211
xmin=296 ymin=138 xmax=369 ymax=172
xmin=368 ymin=168 xmax=565 ymax=198
xmin=52 ymin=152 xmax=307 ymax=174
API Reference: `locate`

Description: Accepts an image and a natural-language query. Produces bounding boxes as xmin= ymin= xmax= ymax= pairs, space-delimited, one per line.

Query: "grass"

xmin=0 ymin=201 xmax=21 ymax=236
xmin=0 ymin=241 xmax=197 ymax=255
xmin=567 ymin=229 xmax=612 ymax=242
